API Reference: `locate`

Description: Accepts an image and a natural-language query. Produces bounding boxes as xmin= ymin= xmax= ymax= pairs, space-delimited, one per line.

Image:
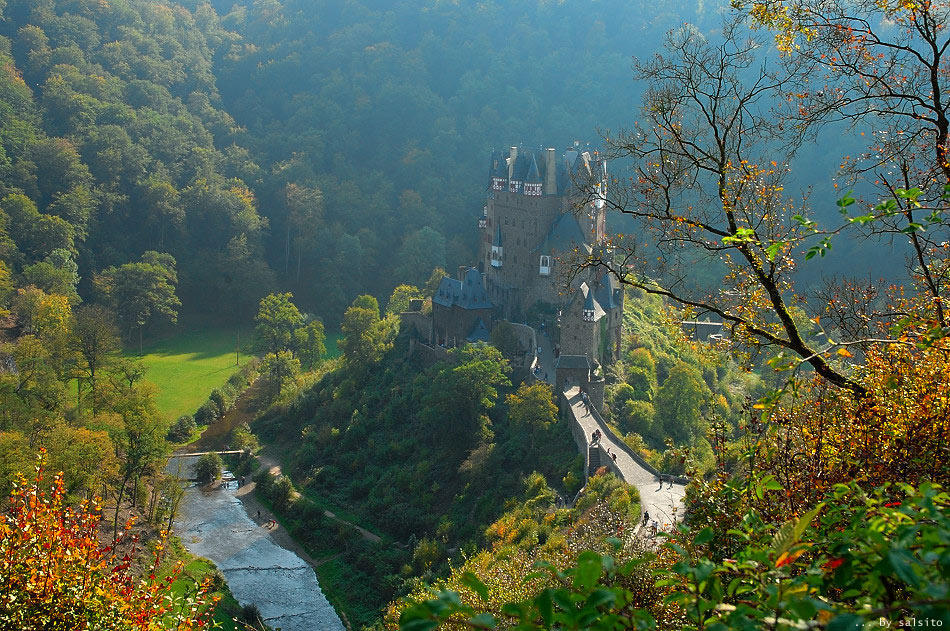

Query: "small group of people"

xmin=591 ymin=428 xmax=602 ymax=443
xmin=257 ymin=510 xmax=277 ymax=529
xmin=606 ymin=447 xmax=618 ymax=463
xmin=641 ymin=511 xmax=659 ymax=537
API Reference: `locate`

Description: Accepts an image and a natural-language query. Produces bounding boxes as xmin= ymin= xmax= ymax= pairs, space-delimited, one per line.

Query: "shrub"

xmin=167 ymin=415 xmax=197 ymax=442
xmin=0 ymin=457 xmax=216 ymax=630
xmin=230 ymin=422 xmax=259 ymax=455
xmin=295 ymin=501 xmax=325 ymax=532
xmin=193 ymin=452 xmax=222 ymax=485
xmin=268 ymin=475 xmax=295 ymax=510
xmin=194 ymin=400 xmax=219 ymax=426
xmin=238 ymin=603 xmax=265 ymax=630
xmin=209 ymin=388 xmax=230 ymax=417
xmin=252 ymin=468 xmax=272 ymax=495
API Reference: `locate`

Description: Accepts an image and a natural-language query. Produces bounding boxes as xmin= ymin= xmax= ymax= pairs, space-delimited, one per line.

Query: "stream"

xmin=168 ymin=455 xmax=344 ymax=631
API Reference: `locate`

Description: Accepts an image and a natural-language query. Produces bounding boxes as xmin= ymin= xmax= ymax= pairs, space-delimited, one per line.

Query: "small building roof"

xmin=556 ymin=354 xmax=592 ymax=371
xmin=489 ymin=150 xmax=507 ymax=179
xmin=432 ymin=269 xmax=493 ymax=310
xmin=467 ymin=317 xmax=491 ymax=343
xmin=594 ymin=272 xmax=621 ymax=311
xmin=568 ymin=282 xmax=606 ymax=322
xmin=525 ymin=154 xmax=542 ymax=183
xmin=572 ymin=151 xmax=591 ymax=177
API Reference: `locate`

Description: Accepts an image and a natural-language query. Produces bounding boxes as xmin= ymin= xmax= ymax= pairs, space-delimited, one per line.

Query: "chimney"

xmin=508 ymin=146 xmax=518 ymax=180
xmin=545 ymin=147 xmax=556 ymax=194
xmin=458 ymin=265 xmax=468 ymax=281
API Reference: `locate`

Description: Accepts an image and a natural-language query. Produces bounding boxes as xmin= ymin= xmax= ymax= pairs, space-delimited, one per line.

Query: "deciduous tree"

xmin=70 ymin=304 xmax=119 ymax=413
xmin=578 ymin=18 xmax=867 ymax=395
xmin=506 ymin=382 xmax=557 ymax=449
xmin=96 ymin=251 xmax=180 ymax=352
xmin=0 ymin=455 xmax=217 ymax=630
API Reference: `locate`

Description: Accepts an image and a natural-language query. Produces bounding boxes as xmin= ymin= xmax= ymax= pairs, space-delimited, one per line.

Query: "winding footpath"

xmin=564 ymin=387 xmax=687 ymax=529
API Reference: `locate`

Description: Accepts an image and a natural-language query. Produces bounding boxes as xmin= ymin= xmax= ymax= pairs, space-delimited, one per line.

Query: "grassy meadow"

xmin=129 ymin=323 xmax=342 ymax=421
xmin=127 ymin=324 xmax=251 ymax=420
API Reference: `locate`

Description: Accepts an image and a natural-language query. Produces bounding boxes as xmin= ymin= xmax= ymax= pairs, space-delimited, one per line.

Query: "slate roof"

xmin=489 ymin=150 xmax=507 ymax=178
xmin=556 ymin=354 xmax=592 ymax=371
xmin=511 ymin=153 xmax=529 ymax=181
xmin=432 ymin=269 xmax=493 ymax=310
xmin=467 ymin=317 xmax=491 ymax=343
xmin=525 ymin=154 xmax=542 ymax=183
xmin=534 ymin=213 xmax=591 ymax=255
xmin=568 ymin=282 xmax=606 ymax=322
xmin=572 ymin=151 xmax=591 ymax=177
xmin=594 ymin=272 xmax=621 ymax=311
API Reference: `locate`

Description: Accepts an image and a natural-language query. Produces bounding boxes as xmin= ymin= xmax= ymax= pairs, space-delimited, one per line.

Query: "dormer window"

xmin=491 ymin=244 xmax=503 ymax=268
xmin=539 ymin=255 xmax=551 ymax=276
xmin=478 ymin=215 xmax=487 ymax=229
xmin=524 ymin=182 xmax=542 ymax=196
xmin=582 ymin=307 xmax=595 ymax=322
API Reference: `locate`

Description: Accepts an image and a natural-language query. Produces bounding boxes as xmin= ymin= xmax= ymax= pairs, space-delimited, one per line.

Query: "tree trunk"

xmin=113 ymin=472 xmax=131 ymax=541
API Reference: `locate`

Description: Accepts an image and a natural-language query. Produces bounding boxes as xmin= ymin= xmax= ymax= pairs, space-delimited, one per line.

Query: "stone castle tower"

xmin=477 ymin=145 xmax=610 ymax=321
xmin=404 ymin=142 xmax=623 ymax=398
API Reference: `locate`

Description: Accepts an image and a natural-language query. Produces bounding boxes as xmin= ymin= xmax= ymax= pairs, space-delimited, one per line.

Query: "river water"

xmin=169 ymin=455 xmax=344 ymax=631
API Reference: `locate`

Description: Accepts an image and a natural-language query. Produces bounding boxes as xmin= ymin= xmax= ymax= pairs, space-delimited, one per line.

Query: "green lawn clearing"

xmin=131 ymin=325 xmax=341 ymax=421
xmin=127 ymin=324 xmax=251 ymax=420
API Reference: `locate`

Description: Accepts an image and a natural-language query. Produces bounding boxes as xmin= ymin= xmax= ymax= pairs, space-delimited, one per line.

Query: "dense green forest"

xmin=0 ymin=0 xmax=739 ymax=329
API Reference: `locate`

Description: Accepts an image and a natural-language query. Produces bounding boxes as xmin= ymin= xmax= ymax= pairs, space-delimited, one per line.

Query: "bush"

xmin=167 ymin=415 xmax=196 ymax=442
xmin=295 ymin=501 xmax=326 ymax=532
xmin=238 ymin=603 xmax=265 ymax=630
xmin=209 ymin=388 xmax=230 ymax=417
xmin=230 ymin=422 xmax=259 ymax=455
xmin=194 ymin=400 xmax=219 ymax=426
xmin=193 ymin=452 xmax=222 ymax=485
xmin=269 ymin=476 xmax=295 ymax=510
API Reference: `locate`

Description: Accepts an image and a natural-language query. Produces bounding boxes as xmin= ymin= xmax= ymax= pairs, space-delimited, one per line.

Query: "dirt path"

xmin=188 ymin=377 xmax=382 ymax=572
xmin=248 ymin=450 xmax=382 ymax=544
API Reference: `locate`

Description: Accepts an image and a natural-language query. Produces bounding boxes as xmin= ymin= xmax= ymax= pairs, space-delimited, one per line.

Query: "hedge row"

xmin=193 ymin=358 xmax=261 ymax=426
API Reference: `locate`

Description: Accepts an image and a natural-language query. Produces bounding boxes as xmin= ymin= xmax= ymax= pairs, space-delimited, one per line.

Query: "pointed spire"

xmin=525 ymin=154 xmax=542 ymax=183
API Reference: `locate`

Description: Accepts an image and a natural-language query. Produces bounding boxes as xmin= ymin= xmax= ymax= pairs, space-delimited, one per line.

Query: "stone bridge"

xmin=561 ymin=386 xmax=687 ymax=529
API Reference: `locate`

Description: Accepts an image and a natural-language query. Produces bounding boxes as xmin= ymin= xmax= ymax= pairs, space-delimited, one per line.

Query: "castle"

xmin=403 ymin=143 xmax=623 ymax=408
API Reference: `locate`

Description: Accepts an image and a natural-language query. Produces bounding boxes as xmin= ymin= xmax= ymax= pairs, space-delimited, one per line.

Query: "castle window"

xmin=539 ymin=255 xmax=551 ymax=276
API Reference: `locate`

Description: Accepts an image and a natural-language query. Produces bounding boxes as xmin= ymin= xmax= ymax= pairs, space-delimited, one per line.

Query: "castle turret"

xmin=490 ymin=150 xmax=507 ymax=191
xmin=582 ymin=286 xmax=596 ymax=322
xmin=509 ymin=152 xmax=528 ymax=193
xmin=524 ymin=154 xmax=542 ymax=196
